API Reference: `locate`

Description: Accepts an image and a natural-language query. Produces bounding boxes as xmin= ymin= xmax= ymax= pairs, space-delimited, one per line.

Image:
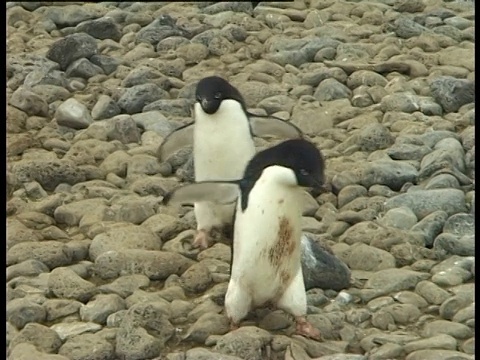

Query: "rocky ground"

xmin=6 ymin=1 xmax=475 ymax=360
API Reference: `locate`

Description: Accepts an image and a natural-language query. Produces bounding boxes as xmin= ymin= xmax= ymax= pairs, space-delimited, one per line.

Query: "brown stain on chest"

xmin=268 ymin=216 xmax=296 ymax=269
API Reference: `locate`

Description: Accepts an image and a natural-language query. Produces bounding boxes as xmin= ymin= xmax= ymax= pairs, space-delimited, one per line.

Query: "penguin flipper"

xmin=163 ymin=181 xmax=240 ymax=206
xmin=250 ymin=116 xmax=303 ymax=139
xmin=157 ymin=122 xmax=194 ymax=162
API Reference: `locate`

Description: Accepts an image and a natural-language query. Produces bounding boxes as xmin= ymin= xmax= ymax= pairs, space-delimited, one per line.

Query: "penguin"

xmin=158 ymin=76 xmax=302 ymax=249
xmin=163 ymin=138 xmax=325 ymax=340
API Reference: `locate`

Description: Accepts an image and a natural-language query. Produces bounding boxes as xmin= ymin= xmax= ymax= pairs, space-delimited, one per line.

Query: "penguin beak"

xmin=200 ymin=98 xmax=218 ymax=114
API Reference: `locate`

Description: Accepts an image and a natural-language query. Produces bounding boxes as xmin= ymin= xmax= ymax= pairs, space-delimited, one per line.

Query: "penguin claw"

xmin=295 ymin=316 xmax=322 ymax=341
xmin=192 ymin=229 xmax=210 ymax=249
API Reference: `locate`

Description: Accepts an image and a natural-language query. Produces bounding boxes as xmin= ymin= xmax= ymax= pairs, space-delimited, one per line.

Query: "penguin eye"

xmin=214 ymin=92 xmax=222 ymax=99
xmin=300 ymin=169 xmax=309 ymax=176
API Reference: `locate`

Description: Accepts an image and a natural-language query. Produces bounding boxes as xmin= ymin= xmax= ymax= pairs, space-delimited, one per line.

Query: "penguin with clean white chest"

xmin=158 ymin=76 xmax=302 ymax=249
xmin=164 ymin=138 xmax=325 ymax=340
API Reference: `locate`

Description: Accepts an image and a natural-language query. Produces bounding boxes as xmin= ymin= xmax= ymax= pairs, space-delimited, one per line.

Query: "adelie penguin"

xmin=163 ymin=138 xmax=325 ymax=340
xmin=158 ymin=76 xmax=302 ymax=249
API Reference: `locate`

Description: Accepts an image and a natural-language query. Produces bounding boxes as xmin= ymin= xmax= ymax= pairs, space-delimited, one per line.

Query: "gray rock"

xmin=54 ymin=198 xmax=108 ymax=227
xmin=65 ymin=58 xmax=104 ymax=79
xmin=360 ymin=160 xmax=418 ymax=191
xmin=214 ymin=326 xmax=273 ymax=360
xmin=301 ymin=234 xmax=351 ymax=291
xmin=46 ymin=33 xmax=98 ymax=70
xmin=419 ymin=138 xmax=466 ymax=181
xmin=40 ymin=4 xmax=105 ymax=27
xmin=180 ymin=263 xmax=213 ymax=294
xmin=404 ymin=333 xmax=457 ymax=353
xmin=384 ymin=189 xmax=467 ymax=220
xmin=347 ymin=70 xmax=388 ymax=89
xmin=422 ymin=320 xmax=473 ymax=339
xmin=364 ymin=268 xmax=429 ymax=297
xmin=183 ymin=312 xmax=230 ymax=343
xmin=343 ymin=242 xmax=395 ymax=272
xmin=143 ymin=98 xmax=192 ymax=116
xmin=31 ymin=84 xmax=71 ymax=104
xmin=236 ymin=81 xmax=283 ymax=108
xmin=89 ymin=55 xmax=120 ymax=75
xmin=7 ymin=297 xmax=46 ymax=329
xmin=185 ymin=348 xmax=244 ymax=360
xmin=131 ymin=111 xmax=175 ymax=137
xmin=115 ymin=302 xmax=175 ymax=359
xmin=23 ymin=68 xmax=68 ymax=89
xmin=98 ymin=274 xmax=150 ymax=298
xmin=157 ymin=36 xmax=191 ymax=52
xmin=44 ymin=299 xmax=83 ymax=322
xmin=405 ymin=349 xmax=472 ymax=360
xmin=48 ymin=267 xmax=97 ymax=302
xmin=80 ymin=294 xmax=126 ymax=324
xmin=117 ymin=83 xmax=170 ymax=114
xmin=357 ymin=123 xmax=394 ymax=152
xmin=108 ymin=116 xmax=142 ymax=144
xmin=425 ymin=174 xmax=461 ymax=190
xmin=434 ymin=233 xmax=474 ymax=257
xmin=301 ymin=67 xmax=347 ymax=88
xmin=381 ymin=93 xmax=441 ymax=115
xmin=75 ymin=17 xmax=122 ymax=41
xmin=9 ymin=86 xmax=49 ymax=117
xmin=55 ymin=98 xmax=93 ymax=129
xmin=380 ymin=206 xmax=418 ymax=230
xmin=9 ymin=343 xmax=70 ymax=360
xmin=92 ymin=94 xmax=121 ymax=120
xmin=391 ymin=16 xmax=428 ymax=39
xmin=290 ymin=99 xmax=332 ymax=136
xmin=337 ymin=185 xmax=368 ymax=209
xmin=12 ymin=159 xmax=87 ymax=191
xmin=439 ymin=295 xmax=473 ymax=321
xmin=410 ymin=210 xmax=448 ymax=247
xmin=387 ymin=143 xmax=431 ymax=161
xmin=257 ymin=95 xmax=296 ymax=114
xmin=415 ymin=280 xmax=451 ymax=305
xmin=93 ymin=249 xmax=194 ymax=280
xmin=122 ymin=66 xmax=170 ymax=89
xmin=9 ymin=323 xmax=62 ymax=354
xmin=430 ymin=76 xmax=475 ymax=113
xmin=433 ymin=24 xmax=469 ymax=42
xmin=314 ymin=78 xmax=352 ymax=101
xmin=7 ymin=241 xmax=73 ymax=269
xmin=7 ymin=259 xmax=49 ymax=281
xmin=203 ymin=1 xmax=253 ymax=14
xmin=443 ymin=213 xmax=474 ymax=237
xmin=59 ymin=333 xmax=115 ymax=360
xmin=135 ymin=16 xmax=184 ymax=46
xmin=208 ymin=35 xmax=234 ymax=56
xmin=50 ymin=321 xmax=102 ymax=341
xmin=431 ymin=265 xmax=471 ymax=287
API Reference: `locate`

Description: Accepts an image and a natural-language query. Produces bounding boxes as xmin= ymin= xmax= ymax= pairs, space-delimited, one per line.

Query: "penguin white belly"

xmin=225 ymin=172 xmax=306 ymax=323
xmin=193 ymin=101 xmax=255 ymax=228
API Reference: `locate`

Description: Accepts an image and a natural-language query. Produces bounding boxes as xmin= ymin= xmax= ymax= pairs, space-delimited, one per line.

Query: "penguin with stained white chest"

xmin=163 ymin=138 xmax=325 ymax=340
xmin=158 ymin=76 xmax=302 ymax=249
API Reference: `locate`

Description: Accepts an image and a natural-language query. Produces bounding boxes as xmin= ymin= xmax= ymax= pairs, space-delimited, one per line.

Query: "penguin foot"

xmin=192 ymin=229 xmax=210 ymax=249
xmin=295 ymin=316 xmax=322 ymax=341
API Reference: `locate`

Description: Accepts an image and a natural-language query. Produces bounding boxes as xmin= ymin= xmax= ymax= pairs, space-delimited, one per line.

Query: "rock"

xmin=380 ymin=206 xmax=418 ymax=230
xmin=313 ymin=78 xmax=352 ymax=101
xmin=184 ymin=348 xmax=244 ymax=360
xmin=89 ymin=223 xmax=161 ymax=261
xmin=439 ymin=295 xmax=472 ymax=321
xmin=135 ymin=15 xmax=185 ymax=46
xmin=443 ymin=213 xmax=474 ymax=237
xmin=93 ymin=249 xmax=194 ymax=280
xmin=391 ymin=16 xmax=427 ymax=39
xmin=405 ymin=349 xmax=472 ymax=360
xmin=54 ymin=198 xmax=108 ymax=227
xmin=343 ymin=243 xmax=396 ymax=271
xmin=46 ymin=33 xmax=98 ymax=70
xmin=357 ymin=123 xmax=394 ymax=151
xmin=55 ymin=98 xmax=93 ymax=129
xmin=91 ymin=94 xmax=121 ymax=120
xmin=9 ymin=323 xmax=62 ymax=354
xmin=48 ymin=267 xmax=97 ymax=302
xmin=7 ymin=241 xmax=73 ymax=269
xmin=79 ymin=294 xmax=126 ymax=324
xmin=89 ymin=55 xmax=120 ymax=75
xmin=183 ymin=312 xmax=230 ymax=343
xmin=7 ymin=259 xmax=49 ymax=281
xmin=9 ymin=343 xmax=69 ymax=360
xmin=257 ymin=95 xmax=296 ymax=114
xmin=434 ymin=233 xmax=474 ymax=257
xmin=410 ymin=210 xmax=448 ymax=247
xmin=180 ymin=263 xmax=213 ymax=293
xmin=44 ymin=299 xmax=83 ymax=322
xmin=117 ymin=83 xmax=170 ymax=114
xmin=50 ymin=322 xmax=102 ymax=341
xmin=363 ymin=269 xmax=429 ymax=299
xmin=7 ymin=297 xmax=46 ymax=329
xmin=98 ymin=274 xmax=150 ymax=298
xmin=214 ymin=326 xmax=273 ymax=360
xmin=301 ymin=234 xmax=351 ymax=291
xmin=75 ymin=17 xmax=122 ymax=41
xmin=384 ymin=189 xmax=467 ymax=220
xmin=422 ymin=320 xmax=473 ymax=339
xmin=429 ymin=76 xmax=474 ymax=113
xmin=59 ymin=333 xmax=115 ymax=360
xmin=387 ymin=143 xmax=432 ymax=161
xmin=360 ymin=160 xmax=418 ymax=191
xmin=10 ymin=85 xmax=49 ymax=119
xmin=415 ymin=280 xmax=451 ymax=305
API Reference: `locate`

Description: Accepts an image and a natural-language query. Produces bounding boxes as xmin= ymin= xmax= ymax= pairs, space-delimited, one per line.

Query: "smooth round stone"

xmin=425 ymin=174 xmax=461 ymax=190
xmin=380 ymin=206 xmax=418 ymax=230
xmin=443 ymin=213 xmax=474 ymax=237
xmin=431 ymin=267 xmax=472 ymax=286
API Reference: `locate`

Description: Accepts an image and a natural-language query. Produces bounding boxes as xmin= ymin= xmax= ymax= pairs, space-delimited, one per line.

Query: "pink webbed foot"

xmin=295 ymin=316 xmax=322 ymax=341
xmin=192 ymin=229 xmax=210 ymax=249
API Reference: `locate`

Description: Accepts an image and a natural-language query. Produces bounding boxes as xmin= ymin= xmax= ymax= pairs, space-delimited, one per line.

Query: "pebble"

xmin=46 ymin=32 xmax=98 ymax=70
xmin=55 ymin=98 xmax=93 ymax=129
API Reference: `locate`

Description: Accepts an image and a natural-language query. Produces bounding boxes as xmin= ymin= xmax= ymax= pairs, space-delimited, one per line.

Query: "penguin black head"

xmin=195 ymin=76 xmax=246 ymax=115
xmin=239 ymin=139 xmax=326 ymax=210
